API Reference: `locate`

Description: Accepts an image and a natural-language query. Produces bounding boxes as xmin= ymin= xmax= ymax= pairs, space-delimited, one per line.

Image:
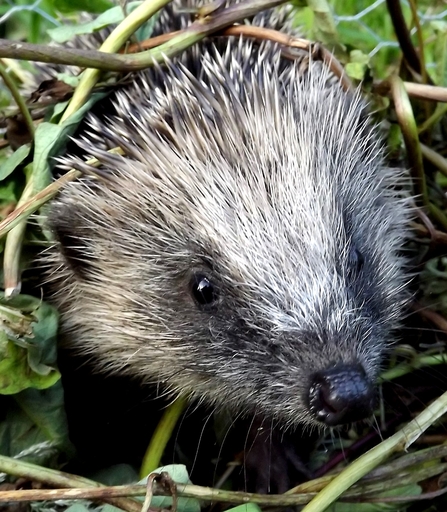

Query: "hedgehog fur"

xmin=44 ymin=0 xmax=413 ymax=429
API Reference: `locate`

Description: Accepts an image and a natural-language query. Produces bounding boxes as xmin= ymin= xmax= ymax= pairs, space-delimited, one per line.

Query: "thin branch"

xmin=390 ymin=76 xmax=427 ymax=203
xmin=407 ymin=0 xmax=428 ymax=84
xmin=0 ymin=40 xmax=132 ymax=71
xmin=373 ymin=80 xmax=447 ymax=102
xmin=386 ymin=0 xmax=430 ymax=81
xmin=0 ymin=454 xmax=141 ymax=512
xmin=420 ymin=143 xmax=447 ymax=178
xmin=0 ymin=59 xmax=34 ymax=137
xmin=0 ymin=1 xmax=289 ymax=75
xmin=126 ymin=25 xmax=310 ymax=53
xmin=0 ymin=148 xmax=125 ymax=239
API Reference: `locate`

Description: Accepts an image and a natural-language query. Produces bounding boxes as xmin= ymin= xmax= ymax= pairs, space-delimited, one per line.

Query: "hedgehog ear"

xmin=50 ymin=210 xmax=95 ymax=280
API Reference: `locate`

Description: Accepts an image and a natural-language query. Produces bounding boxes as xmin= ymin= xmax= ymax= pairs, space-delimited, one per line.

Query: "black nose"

xmin=308 ymin=363 xmax=375 ymax=426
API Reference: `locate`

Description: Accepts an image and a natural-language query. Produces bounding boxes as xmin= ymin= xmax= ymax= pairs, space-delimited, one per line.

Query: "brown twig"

xmin=372 ymin=81 xmax=447 ymax=102
xmin=0 ymin=487 xmax=145 ymax=507
xmin=124 ymin=25 xmax=310 ymax=53
xmin=0 ymin=483 xmax=315 ymax=507
xmin=0 ymin=25 xmax=317 ymax=72
xmin=0 ymin=40 xmax=131 ymax=72
xmin=421 ymin=143 xmax=447 ymax=177
xmin=386 ymin=0 xmax=432 ymax=83
xmin=0 ymin=20 xmax=352 ymax=92
xmin=0 ymin=59 xmax=34 ymax=140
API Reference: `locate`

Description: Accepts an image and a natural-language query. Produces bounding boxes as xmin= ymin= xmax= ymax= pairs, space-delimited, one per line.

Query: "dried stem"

xmin=373 ymin=81 xmax=447 ymax=102
xmin=0 ymin=455 xmax=141 ymax=512
xmin=386 ymin=0 xmax=430 ymax=81
xmin=0 ymin=59 xmax=34 ymax=138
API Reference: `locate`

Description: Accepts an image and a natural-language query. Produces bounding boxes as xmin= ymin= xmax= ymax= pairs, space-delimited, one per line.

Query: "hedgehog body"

xmin=45 ymin=1 xmax=412 ymax=429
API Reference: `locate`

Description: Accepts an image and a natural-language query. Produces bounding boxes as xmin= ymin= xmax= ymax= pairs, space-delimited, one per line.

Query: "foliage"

xmin=1 ymin=1 xmax=447 ymax=511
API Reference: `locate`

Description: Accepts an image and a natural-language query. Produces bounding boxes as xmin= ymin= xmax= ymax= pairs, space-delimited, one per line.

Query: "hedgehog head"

xmin=46 ymin=47 xmax=411 ymax=428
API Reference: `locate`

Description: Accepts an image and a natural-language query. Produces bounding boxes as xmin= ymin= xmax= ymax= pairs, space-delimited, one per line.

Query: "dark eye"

xmin=191 ymin=274 xmax=218 ymax=308
xmin=349 ymin=247 xmax=365 ymax=275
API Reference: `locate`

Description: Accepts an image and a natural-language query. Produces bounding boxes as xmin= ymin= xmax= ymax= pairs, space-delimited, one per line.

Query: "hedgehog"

xmin=43 ymin=0 xmax=412 ymax=437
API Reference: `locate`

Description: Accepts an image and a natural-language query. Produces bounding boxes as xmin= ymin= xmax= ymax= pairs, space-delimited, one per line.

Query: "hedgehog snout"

xmin=307 ymin=363 xmax=375 ymax=426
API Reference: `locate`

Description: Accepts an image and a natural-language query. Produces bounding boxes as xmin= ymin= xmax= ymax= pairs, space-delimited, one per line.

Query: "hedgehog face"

xmin=46 ymin=43 xmax=412 ymax=428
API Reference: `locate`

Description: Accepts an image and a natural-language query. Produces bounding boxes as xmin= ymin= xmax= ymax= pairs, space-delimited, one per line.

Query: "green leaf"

xmin=306 ymin=0 xmax=344 ymax=56
xmin=63 ymin=505 xmax=92 ymax=512
xmin=100 ymin=506 xmax=124 ymax=512
xmin=0 ymin=180 xmax=18 ymax=205
xmin=55 ymin=73 xmax=81 ymax=88
xmin=0 ymin=295 xmax=60 ymax=395
xmin=15 ymin=384 xmax=72 ymax=454
xmin=345 ymin=50 xmax=370 ymax=81
xmin=47 ymin=100 xmax=70 ymax=123
xmin=32 ymin=123 xmax=63 ymax=192
xmin=0 ymin=340 xmax=59 ymax=394
xmin=0 ymin=145 xmax=31 ymax=181
xmin=53 ymin=0 xmax=114 ymax=14
xmin=32 ymin=91 xmax=108 ymax=193
xmin=135 ymin=12 xmax=159 ymax=42
xmin=226 ymin=505 xmax=262 ymax=512
xmin=290 ymin=0 xmax=308 ymax=7
xmin=0 ymin=381 xmax=71 ymax=465
xmin=93 ymin=463 xmax=140 ymax=485
xmin=47 ymin=2 xmax=143 ymax=43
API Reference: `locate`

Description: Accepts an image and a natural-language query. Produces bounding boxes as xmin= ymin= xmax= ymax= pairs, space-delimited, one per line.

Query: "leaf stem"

xmin=0 ymin=59 xmax=34 ymax=138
